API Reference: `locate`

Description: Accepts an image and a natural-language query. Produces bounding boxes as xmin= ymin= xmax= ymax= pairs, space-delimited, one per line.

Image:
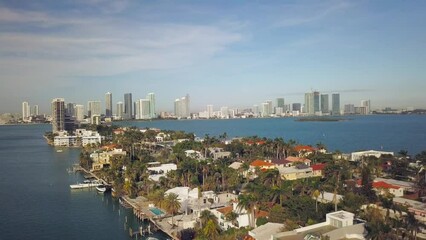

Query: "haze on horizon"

xmin=0 ymin=0 xmax=425 ymax=113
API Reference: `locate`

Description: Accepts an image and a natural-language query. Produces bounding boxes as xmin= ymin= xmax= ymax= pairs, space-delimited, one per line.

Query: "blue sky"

xmin=0 ymin=0 xmax=425 ymax=113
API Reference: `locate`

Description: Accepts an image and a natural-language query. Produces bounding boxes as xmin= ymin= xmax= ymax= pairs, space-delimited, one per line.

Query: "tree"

xmin=237 ymin=194 xmax=257 ymax=228
xmin=341 ymin=192 xmax=366 ymax=215
xmin=199 ymin=210 xmax=217 ymax=229
xmin=178 ymin=228 xmax=196 ymax=240
xmin=164 ymin=193 xmax=181 ymax=227
xmin=203 ymin=219 xmax=220 ymax=239
xmin=225 ymin=211 xmax=238 ymax=227
xmin=312 ymin=189 xmax=320 ymax=213
xmin=268 ymin=204 xmax=286 ymax=223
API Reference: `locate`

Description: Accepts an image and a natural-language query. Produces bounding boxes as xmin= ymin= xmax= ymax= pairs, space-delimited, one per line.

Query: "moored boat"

xmin=96 ymin=185 xmax=107 ymax=193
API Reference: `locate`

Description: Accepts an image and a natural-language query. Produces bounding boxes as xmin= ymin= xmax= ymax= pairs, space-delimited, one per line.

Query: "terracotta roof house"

xmin=285 ymin=156 xmax=311 ymax=166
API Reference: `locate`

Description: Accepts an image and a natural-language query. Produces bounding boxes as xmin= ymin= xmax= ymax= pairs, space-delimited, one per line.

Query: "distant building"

xmin=276 ymin=98 xmax=285 ymax=110
xmin=51 ymin=98 xmax=66 ymax=133
xmin=350 ymin=150 xmax=394 ymax=162
xmin=74 ymin=104 xmax=84 ymax=122
xmin=135 ymin=99 xmax=150 ymax=119
xmin=220 ymin=106 xmax=229 ymax=118
xmin=344 ymin=104 xmax=355 ymax=115
xmin=304 ymin=91 xmax=320 ymax=115
xmin=66 ymin=103 xmax=75 ymax=117
xmin=292 ymin=103 xmax=301 ymax=112
xmin=321 ymin=94 xmax=329 ymax=114
xmin=207 ymin=105 xmax=214 ymax=119
xmin=22 ymin=101 xmax=30 ymax=120
xmin=361 ymin=100 xmax=371 ymax=114
xmin=261 ymin=102 xmax=270 ymax=117
xmin=31 ymin=105 xmax=39 ymax=116
xmin=355 ymin=106 xmax=367 ymax=115
xmin=332 ymin=93 xmax=340 ymax=115
xmin=174 ymin=94 xmax=190 ymax=118
xmin=116 ymin=102 xmax=124 ymax=120
xmin=87 ymin=101 xmax=101 ymax=118
xmin=147 ymin=93 xmax=156 ymax=118
xmin=105 ymin=92 xmax=112 ymax=117
xmin=124 ymin=93 xmax=133 ymax=120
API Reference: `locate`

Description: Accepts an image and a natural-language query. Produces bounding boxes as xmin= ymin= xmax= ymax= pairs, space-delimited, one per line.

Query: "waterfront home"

xmin=350 ymin=150 xmax=394 ymax=162
xmin=356 ymin=179 xmax=404 ymax=197
xmin=312 ymin=163 xmax=327 ymax=177
xmin=277 ymin=164 xmax=314 ymax=181
xmin=374 ymin=177 xmax=415 ymax=192
xmin=268 ymin=158 xmax=292 ymax=168
xmin=184 ymin=150 xmax=204 ymax=160
xmin=272 ymin=210 xmax=366 ymax=240
xmin=90 ymin=148 xmax=126 ymax=171
xmin=208 ymin=147 xmax=231 ymax=160
xmin=294 ymin=145 xmax=317 ymax=157
xmin=211 ymin=201 xmax=269 ymax=230
xmin=285 ymin=156 xmax=311 ymax=166
xmin=53 ymin=131 xmax=77 ymax=146
xmin=147 ymin=162 xmax=177 ymax=181
xmin=75 ymin=129 xmax=103 ymax=146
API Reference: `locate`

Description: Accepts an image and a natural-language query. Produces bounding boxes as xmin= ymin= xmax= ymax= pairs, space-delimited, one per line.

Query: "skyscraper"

xmin=147 ymin=93 xmax=156 ymax=118
xmin=124 ymin=93 xmax=133 ymax=120
xmin=174 ymin=94 xmax=190 ymax=118
xmin=116 ymin=102 xmax=124 ymax=120
xmin=261 ymin=102 xmax=270 ymax=117
xmin=207 ymin=105 xmax=213 ymax=119
xmin=51 ymin=98 xmax=65 ymax=133
xmin=332 ymin=93 xmax=340 ymax=115
xmin=276 ymin=98 xmax=285 ymax=113
xmin=105 ymin=92 xmax=112 ymax=117
xmin=135 ymin=99 xmax=150 ymax=119
xmin=66 ymin=103 xmax=75 ymax=117
xmin=220 ymin=106 xmax=229 ymax=118
xmin=292 ymin=103 xmax=301 ymax=112
xmin=87 ymin=101 xmax=101 ymax=117
xmin=32 ymin=105 xmax=39 ymax=116
xmin=361 ymin=100 xmax=371 ymax=114
xmin=22 ymin=101 xmax=30 ymax=120
xmin=320 ymin=94 xmax=329 ymax=114
xmin=74 ymin=104 xmax=84 ymax=122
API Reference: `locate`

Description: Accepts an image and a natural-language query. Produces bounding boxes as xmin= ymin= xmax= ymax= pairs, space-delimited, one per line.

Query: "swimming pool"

xmin=149 ymin=207 xmax=164 ymax=216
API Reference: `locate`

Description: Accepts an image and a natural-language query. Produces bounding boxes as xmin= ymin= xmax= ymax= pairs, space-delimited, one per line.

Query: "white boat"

xmin=70 ymin=181 xmax=101 ymax=189
xmin=56 ymin=149 xmax=63 ymax=153
xmin=96 ymin=185 xmax=107 ymax=193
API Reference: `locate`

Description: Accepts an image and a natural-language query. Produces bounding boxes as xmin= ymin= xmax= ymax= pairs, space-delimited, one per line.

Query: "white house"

xmin=90 ymin=148 xmax=126 ymax=171
xmin=184 ymin=150 xmax=204 ymax=160
xmin=147 ymin=163 xmax=177 ymax=181
xmin=350 ymin=150 xmax=394 ymax=162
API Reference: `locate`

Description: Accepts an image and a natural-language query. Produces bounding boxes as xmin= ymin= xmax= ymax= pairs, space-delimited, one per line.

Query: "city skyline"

xmin=1 ymin=1 xmax=426 ymax=113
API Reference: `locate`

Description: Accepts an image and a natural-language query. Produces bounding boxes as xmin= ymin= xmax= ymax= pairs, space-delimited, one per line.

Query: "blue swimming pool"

xmin=150 ymin=207 xmax=164 ymax=216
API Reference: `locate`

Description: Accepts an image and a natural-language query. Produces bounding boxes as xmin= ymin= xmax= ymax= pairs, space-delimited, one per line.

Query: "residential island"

xmin=45 ymin=124 xmax=426 ymax=240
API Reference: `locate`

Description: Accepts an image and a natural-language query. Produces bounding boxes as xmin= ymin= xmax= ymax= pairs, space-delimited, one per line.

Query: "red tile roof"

xmin=250 ymin=160 xmax=274 ymax=167
xmin=217 ymin=205 xmax=233 ymax=215
xmin=255 ymin=210 xmax=269 ymax=219
xmin=294 ymin=145 xmax=316 ymax=152
xmin=243 ymin=235 xmax=255 ymax=240
xmin=312 ymin=163 xmax=326 ymax=171
xmin=285 ymin=156 xmax=311 ymax=163
xmin=373 ymin=181 xmax=400 ymax=190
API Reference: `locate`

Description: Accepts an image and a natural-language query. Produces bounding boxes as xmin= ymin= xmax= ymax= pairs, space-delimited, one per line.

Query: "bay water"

xmin=1 ymin=115 xmax=426 ymax=239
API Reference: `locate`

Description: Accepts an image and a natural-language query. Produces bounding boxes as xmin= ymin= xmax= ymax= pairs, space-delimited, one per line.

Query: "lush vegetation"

xmin=79 ymin=125 xmax=426 ymax=239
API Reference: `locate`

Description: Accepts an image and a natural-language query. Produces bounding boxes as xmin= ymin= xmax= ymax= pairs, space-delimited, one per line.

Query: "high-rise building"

xmin=252 ymin=105 xmax=259 ymax=117
xmin=147 ymin=93 xmax=156 ymax=118
xmin=51 ymin=98 xmax=65 ymax=133
xmin=135 ymin=99 xmax=150 ymax=119
xmin=220 ymin=106 xmax=229 ymax=118
xmin=124 ymin=93 xmax=133 ymax=120
xmin=174 ymin=94 xmax=190 ymax=118
xmin=332 ymin=93 xmax=340 ymax=115
xmin=66 ymin=103 xmax=75 ymax=117
xmin=261 ymin=102 xmax=270 ymax=117
xmin=276 ymin=98 xmax=285 ymax=109
xmin=292 ymin=103 xmax=301 ymax=112
xmin=321 ymin=94 xmax=329 ymax=114
xmin=105 ymin=92 xmax=112 ymax=117
xmin=116 ymin=102 xmax=124 ymax=120
xmin=31 ymin=105 xmax=39 ymax=116
xmin=87 ymin=101 xmax=101 ymax=118
xmin=361 ymin=100 xmax=371 ymax=114
xmin=344 ymin=104 xmax=355 ymax=115
xmin=207 ymin=105 xmax=213 ymax=119
xmin=22 ymin=101 xmax=30 ymax=120
xmin=266 ymin=100 xmax=273 ymax=115
xmin=74 ymin=104 xmax=85 ymax=122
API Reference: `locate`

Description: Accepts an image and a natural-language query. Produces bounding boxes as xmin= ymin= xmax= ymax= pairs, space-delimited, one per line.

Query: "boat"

xmin=96 ymin=185 xmax=107 ymax=193
xmin=56 ymin=149 xmax=63 ymax=153
xmin=70 ymin=180 xmax=101 ymax=189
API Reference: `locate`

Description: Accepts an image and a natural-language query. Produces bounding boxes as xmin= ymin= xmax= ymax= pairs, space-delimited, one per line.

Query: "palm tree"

xmin=225 ymin=211 xmax=239 ymax=227
xmin=237 ymin=194 xmax=257 ymax=228
xmin=199 ymin=210 xmax=217 ymax=228
xmin=163 ymin=193 xmax=181 ymax=227
xmin=312 ymin=189 xmax=321 ymax=213
xmin=203 ymin=219 xmax=220 ymax=239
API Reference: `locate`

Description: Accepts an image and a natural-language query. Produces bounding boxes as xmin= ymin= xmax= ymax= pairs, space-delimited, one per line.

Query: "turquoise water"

xmin=150 ymin=208 xmax=165 ymax=216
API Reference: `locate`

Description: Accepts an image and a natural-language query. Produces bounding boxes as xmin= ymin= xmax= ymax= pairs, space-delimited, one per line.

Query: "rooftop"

xmin=250 ymin=160 xmax=274 ymax=167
